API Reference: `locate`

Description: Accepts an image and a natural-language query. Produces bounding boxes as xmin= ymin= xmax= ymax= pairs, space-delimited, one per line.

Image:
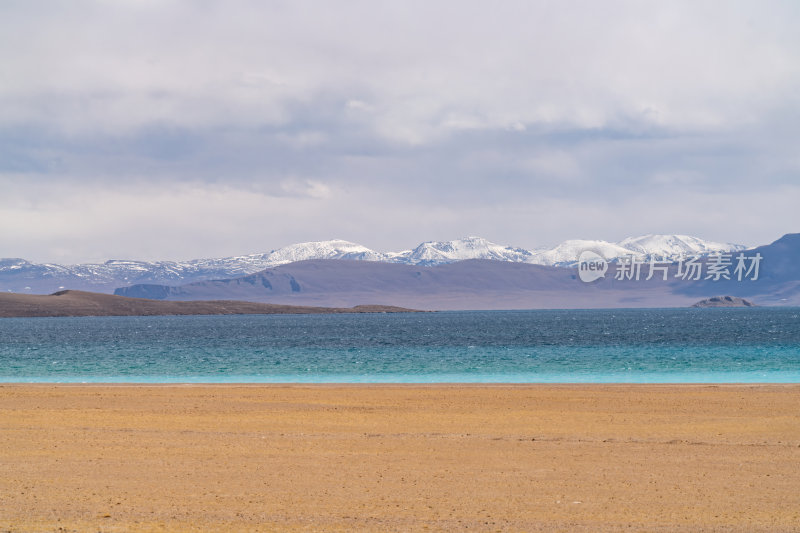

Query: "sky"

xmin=1 ymin=0 xmax=799 ymax=263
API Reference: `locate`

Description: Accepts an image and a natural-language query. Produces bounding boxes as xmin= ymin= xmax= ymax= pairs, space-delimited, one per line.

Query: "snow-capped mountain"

xmin=617 ymin=234 xmax=746 ymax=259
xmin=188 ymin=240 xmax=386 ymax=275
xmin=0 ymin=234 xmax=748 ymax=294
xmin=527 ymin=240 xmax=644 ymax=267
xmin=392 ymin=236 xmax=537 ymax=266
xmin=262 ymin=240 xmax=386 ymax=264
xmin=0 ymin=240 xmax=385 ymax=293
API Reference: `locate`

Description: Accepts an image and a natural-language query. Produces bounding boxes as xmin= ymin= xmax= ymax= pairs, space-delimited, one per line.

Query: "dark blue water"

xmin=1 ymin=309 xmax=799 ymax=383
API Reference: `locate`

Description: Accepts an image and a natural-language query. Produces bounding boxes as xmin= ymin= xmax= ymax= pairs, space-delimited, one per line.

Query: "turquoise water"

xmin=1 ymin=309 xmax=799 ymax=383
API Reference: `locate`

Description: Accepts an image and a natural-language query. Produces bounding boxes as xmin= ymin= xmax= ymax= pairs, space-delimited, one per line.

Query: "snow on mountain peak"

xmin=0 ymin=234 xmax=751 ymax=294
xmin=265 ymin=239 xmax=385 ymax=264
xmin=617 ymin=234 xmax=746 ymax=258
xmin=527 ymin=239 xmax=643 ymax=266
xmin=395 ymin=237 xmax=535 ymax=265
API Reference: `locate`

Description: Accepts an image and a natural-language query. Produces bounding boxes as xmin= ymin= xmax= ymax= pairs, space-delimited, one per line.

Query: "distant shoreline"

xmin=0 ymin=289 xmax=421 ymax=318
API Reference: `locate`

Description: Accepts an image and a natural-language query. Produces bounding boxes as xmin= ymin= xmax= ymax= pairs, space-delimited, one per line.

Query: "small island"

xmin=691 ymin=296 xmax=757 ymax=308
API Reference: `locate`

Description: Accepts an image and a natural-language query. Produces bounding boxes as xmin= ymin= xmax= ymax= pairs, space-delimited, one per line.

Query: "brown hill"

xmin=0 ymin=290 xmax=420 ymax=318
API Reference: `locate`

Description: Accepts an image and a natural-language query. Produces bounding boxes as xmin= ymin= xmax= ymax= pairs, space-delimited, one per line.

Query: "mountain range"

xmin=0 ymin=234 xmax=745 ymax=294
xmin=112 ymin=234 xmax=799 ymax=310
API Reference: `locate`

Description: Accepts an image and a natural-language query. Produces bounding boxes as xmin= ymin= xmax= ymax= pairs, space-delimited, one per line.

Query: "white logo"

xmin=578 ymin=251 xmax=608 ymax=283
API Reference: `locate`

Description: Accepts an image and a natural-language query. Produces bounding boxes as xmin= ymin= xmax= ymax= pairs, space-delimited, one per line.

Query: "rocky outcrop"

xmin=691 ymin=296 xmax=757 ymax=308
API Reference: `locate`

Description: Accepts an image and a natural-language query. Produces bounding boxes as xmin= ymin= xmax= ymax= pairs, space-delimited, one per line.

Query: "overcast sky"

xmin=1 ymin=1 xmax=798 ymax=263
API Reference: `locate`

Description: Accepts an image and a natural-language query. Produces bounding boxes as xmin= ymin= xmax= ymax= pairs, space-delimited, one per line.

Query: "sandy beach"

xmin=1 ymin=384 xmax=799 ymax=532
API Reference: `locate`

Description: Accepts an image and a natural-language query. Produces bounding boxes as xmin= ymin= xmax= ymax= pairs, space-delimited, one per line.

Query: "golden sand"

xmin=1 ymin=384 xmax=799 ymax=532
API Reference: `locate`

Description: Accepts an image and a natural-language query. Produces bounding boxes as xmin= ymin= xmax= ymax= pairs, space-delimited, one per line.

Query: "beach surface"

xmin=1 ymin=384 xmax=799 ymax=532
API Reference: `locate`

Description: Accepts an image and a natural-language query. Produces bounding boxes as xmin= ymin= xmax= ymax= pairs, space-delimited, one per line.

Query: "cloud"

xmin=5 ymin=1 xmax=798 ymax=135
xmin=1 ymin=1 xmax=798 ymax=262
